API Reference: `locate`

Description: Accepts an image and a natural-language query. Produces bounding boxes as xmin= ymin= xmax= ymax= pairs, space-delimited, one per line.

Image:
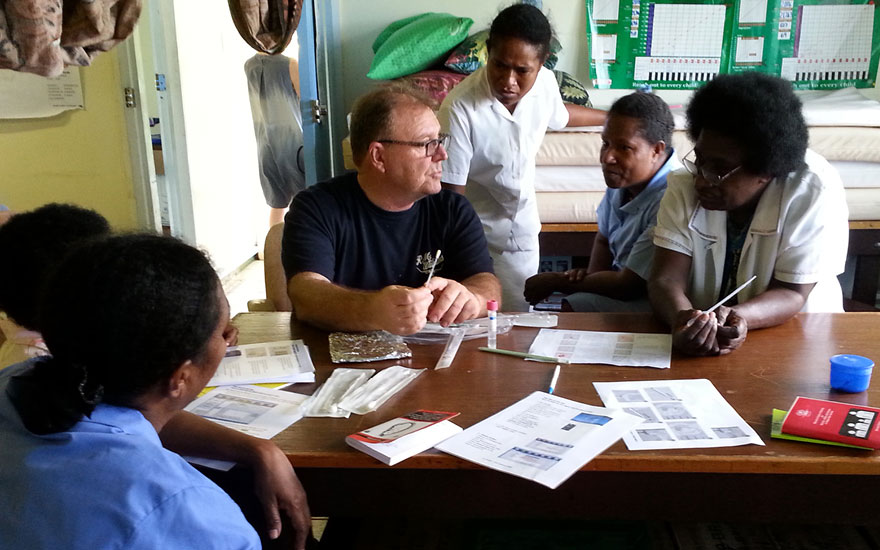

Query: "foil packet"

xmin=329 ymin=331 xmax=413 ymax=363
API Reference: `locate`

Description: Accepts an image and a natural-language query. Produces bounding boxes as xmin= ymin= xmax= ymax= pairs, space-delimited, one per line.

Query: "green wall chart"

xmin=586 ymin=0 xmax=880 ymax=89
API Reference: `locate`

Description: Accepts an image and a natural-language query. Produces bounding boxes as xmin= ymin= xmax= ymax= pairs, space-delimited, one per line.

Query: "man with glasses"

xmin=649 ymin=72 xmax=848 ymax=356
xmin=281 ymin=87 xmax=500 ymax=335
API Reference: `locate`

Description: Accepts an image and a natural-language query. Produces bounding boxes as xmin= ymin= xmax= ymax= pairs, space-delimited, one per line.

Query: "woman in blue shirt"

xmin=0 ymin=234 xmax=312 ymax=549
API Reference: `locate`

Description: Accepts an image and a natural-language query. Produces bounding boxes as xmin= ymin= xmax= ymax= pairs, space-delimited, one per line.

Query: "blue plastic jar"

xmin=829 ymin=354 xmax=874 ymax=393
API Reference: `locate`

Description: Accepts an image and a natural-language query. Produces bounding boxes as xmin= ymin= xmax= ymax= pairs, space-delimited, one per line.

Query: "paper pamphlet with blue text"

xmin=435 ymin=391 xmax=642 ymax=489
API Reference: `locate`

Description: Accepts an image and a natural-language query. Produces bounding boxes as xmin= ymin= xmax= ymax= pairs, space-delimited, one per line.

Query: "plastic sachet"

xmin=402 ymin=315 xmax=514 ymax=345
xmin=328 ymin=331 xmax=412 ymax=363
xmin=337 ymin=365 xmax=424 ymax=415
xmin=508 ymin=312 xmax=558 ymax=328
xmin=303 ymin=368 xmax=374 ymax=418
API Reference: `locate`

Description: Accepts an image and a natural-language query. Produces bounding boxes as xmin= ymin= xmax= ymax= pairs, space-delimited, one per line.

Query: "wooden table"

xmin=233 ymin=312 xmax=880 ymax=523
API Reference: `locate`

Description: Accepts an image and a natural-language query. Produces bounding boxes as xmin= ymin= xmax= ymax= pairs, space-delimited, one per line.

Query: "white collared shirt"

xmin=439 ymin=65 xmax=569 ymax=253
xmin=653 ymin=150 xmax=849 ymax=312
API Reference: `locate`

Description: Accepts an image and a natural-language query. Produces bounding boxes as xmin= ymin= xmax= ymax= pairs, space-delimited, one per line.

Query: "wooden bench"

xmin=539 ymin=222 xmax=880 ymax=310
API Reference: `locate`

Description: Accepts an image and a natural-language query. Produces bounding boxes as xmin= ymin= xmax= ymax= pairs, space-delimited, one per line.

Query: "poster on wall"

xmin=586 ymin=0 xmax=880 ymax=90
xmin=0 ymin=68 xmax=84 ymax=119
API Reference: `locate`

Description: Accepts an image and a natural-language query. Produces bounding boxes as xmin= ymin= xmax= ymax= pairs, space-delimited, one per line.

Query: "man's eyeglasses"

xmin=682 ymin=149 xmax=741 ymax=186
xmin=378 ymin=133 xmax=450 ymax=157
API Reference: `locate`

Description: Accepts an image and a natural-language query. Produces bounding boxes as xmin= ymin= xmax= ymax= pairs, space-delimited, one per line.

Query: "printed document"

xmin=594 ymin=379 xmax=764 ymax=450
xmin=207 ymin=340 xmax=315 ymax=386
xmin=436 ymin=391 xmax=643 ymax=489
xmin=528 ymin=328 xmax=672 ymax=368
xmin=184 ymin=384 xmax=309 ymax=470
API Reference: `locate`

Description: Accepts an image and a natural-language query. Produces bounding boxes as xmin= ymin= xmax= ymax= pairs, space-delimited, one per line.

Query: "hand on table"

xmin=251 ymin=442 xmax=312 ymax=549
xmin=714 ymin=306 xmax=748 ymax=354
xmin=371 ymin=285 xmax=433 ymax=335
xmin=523 ymin=272 xmax=566 ymax=305
xmin=425 ymin=277 xmax=481 ymax=326
xmin=672 ymin=309 xmax=721 ymax=356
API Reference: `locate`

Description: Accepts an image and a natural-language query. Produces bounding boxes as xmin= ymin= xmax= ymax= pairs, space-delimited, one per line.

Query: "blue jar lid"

xmin=830 ymin=354 xmax=874 ymax=369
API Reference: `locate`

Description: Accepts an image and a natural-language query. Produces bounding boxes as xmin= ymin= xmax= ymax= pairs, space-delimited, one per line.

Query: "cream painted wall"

xmin=0 ymin=52 xmax=138 ymax=229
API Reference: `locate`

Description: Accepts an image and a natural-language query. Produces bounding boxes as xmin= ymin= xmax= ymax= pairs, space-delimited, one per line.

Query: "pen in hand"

xmin=704 ymin=275 xmax=757 ymax=314
xmin=425 ymin=249 xmax=441 ymax=286
xmin=548 ymin=364 xmax=561 ymax=395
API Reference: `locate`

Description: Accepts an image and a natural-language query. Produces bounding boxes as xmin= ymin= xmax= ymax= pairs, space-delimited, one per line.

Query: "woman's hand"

xmin=672 ymin=309 xmax=721 ymax=356
xmin=715 ymin=306 xmax=748 ymax=354
xmin=251 ymin=441 xmax=312 ymax=549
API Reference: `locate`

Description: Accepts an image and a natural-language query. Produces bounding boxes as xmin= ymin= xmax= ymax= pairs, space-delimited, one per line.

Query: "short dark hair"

xmin=686 ymin=72 xmax=808 ymax=177
xmin=349 ymin=85 xmax=433 ymax=166
xmin=0 ymin=203 xmax=110 ymax=330
xmin=8 ymin=234 xmax=222 ymax=434
xmin=609 ymin=92 xmax=674 ymax=146
xmin=488 ymin=3 xmax=553 ymax=59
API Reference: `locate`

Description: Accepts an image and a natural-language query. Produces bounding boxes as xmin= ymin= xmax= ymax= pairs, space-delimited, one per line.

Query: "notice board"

xmin=586 ymin=0 xmax=880 ymax=90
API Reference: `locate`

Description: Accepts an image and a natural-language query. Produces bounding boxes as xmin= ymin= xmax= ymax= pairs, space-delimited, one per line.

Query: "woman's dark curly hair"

xmin=7 ymin=234 xmax=222 ymax=434
xmin=0 ymin=203 xmax=110 ymax=330
xmin=488 ymin=3 xmax=553 ymax=59
xmin=609 ymin=91 xmax=674 ymax=146
xmin=686 ymin=72 xmax=808 ymax=177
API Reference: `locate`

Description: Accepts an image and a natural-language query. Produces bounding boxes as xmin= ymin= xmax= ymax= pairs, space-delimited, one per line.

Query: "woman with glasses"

xmin=439 ymin=4 xmax=605 ymax=311
xmin=648 ymin=72 xmax=848 ymax=356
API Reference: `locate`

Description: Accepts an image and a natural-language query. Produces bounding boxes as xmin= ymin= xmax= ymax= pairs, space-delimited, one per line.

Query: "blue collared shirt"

xmin=596 ymin=151 xmax=681 ymax=276
xmin=0 ymin=360 xmax=260 ymax=550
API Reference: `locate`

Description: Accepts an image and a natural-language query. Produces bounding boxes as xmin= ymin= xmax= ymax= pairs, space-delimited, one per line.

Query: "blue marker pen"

xmin=548 ymin=364 xmax=561 ymax=395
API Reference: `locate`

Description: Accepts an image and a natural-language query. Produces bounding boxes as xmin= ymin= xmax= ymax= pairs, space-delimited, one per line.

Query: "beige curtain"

xmin=227 ymin=0 xmax=303 ymax=54
xmin=0 ymin=0 xmax=142 ymax=77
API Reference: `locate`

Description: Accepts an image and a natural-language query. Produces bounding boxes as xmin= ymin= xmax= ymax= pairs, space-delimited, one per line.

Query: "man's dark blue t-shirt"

xmin=281 ymin=172 xmax=493 ymax=290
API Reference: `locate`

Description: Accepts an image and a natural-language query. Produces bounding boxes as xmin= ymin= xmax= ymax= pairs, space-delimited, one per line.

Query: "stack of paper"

xmin=207 ymin=340 xmax=315 ymax=386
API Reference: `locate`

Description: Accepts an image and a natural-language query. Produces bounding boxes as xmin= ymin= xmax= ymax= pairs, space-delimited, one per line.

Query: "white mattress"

xmin=537 ymin=188 xmax=880 ymax=224
xmin=537 ymin=126 xmax=880 ymax=166
xmin=535 ymin=161 xmax=880 ymax=224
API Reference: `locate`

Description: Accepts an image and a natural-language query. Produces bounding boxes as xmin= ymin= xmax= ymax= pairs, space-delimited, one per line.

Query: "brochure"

xmin=435 ymin=391 xmax=642 ymax=489
xmin=207 ymin=339 xmax=315 ymax=386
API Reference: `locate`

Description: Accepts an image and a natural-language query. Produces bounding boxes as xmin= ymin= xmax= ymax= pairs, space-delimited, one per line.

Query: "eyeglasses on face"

xmin=682 ymin=149 xmax=742 ymax=186
xmin=377 ymin=133 xmax=450 ymax=157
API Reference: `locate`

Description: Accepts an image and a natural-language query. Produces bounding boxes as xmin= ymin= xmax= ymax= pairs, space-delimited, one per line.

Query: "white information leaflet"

xmin=593 ymin=379 xmax=764 ymax=450
xmin=0 ymin=68 xmax=84 ymax=118
xmin=207 ymin=340 xmax=315 ymax=386
xmin=528 ymin=328 xmax=672 ymax=369
xmin=435 ymin=391 xmax=643 ymax=489
xmin=184 ymin=385 xmax=309 ymax=470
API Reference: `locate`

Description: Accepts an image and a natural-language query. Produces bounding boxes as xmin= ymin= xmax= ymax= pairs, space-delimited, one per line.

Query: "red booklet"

xmin=781 ymin=397 xmax=880 ymax=449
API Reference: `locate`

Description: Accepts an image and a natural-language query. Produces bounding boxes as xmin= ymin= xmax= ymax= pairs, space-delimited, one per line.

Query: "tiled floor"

xmin=222 ymin=259 xmax=266 ymax=316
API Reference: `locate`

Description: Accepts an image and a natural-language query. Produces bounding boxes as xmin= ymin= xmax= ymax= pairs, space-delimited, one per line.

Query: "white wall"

xmin=165 ymin=1 xmax=266 ymax=277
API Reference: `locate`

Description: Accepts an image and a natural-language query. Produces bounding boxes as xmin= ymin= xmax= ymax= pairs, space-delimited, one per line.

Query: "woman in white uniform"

xmin=439 ymin=4 xmax=605 ymax=311
xmin=648 ymin=72 xmax=848 ymax=356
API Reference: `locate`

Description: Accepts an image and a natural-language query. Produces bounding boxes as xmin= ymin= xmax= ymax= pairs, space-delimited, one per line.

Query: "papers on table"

xmin=528 ymin=328 xmax=672 ymax=369
xmin=593 ymin=379 xmax=764 ymax=450
xmin=207 ymin=340 xmax=315 ymax=386
xmin=184 ymin=384 xmax=309 ymax=470
xmin=185 ymin=385 xmax=308 ymax=438
xmin=435 ymin=391 xmax=643 ymax=489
